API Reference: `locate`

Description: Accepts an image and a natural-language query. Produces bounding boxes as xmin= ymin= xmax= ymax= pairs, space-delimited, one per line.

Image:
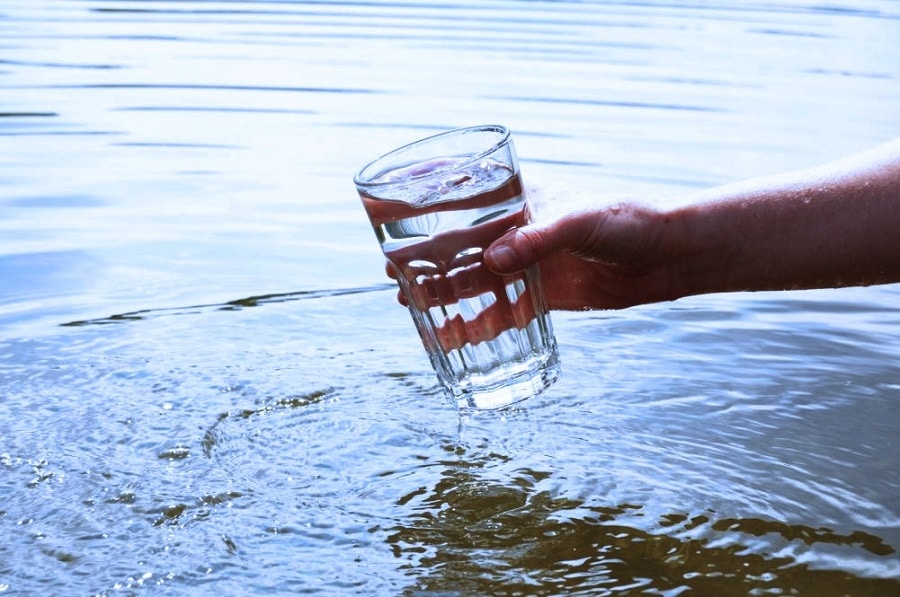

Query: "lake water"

xmin=1 ymin=1 xmax=899 ymax=594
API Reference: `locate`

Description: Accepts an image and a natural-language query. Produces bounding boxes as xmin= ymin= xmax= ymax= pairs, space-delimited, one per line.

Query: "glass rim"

xmin=353 ymin=124 xmax=511 ymax=189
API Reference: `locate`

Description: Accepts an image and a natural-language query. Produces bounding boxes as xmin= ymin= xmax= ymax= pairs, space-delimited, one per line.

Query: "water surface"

xmin=1 ymin=1 xmax=899 ymax=594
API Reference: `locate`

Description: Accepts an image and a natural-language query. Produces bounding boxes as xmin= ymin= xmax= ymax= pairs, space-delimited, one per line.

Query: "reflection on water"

xmin=1 ymin=0 xmax=899 ymax=594
xmin=387 ymin=450 xmax=896 ymax=595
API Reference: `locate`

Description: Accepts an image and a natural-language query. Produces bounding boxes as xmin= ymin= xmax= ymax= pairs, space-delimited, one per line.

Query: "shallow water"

xmin=2 ymin=1 xmax=899 ymax=594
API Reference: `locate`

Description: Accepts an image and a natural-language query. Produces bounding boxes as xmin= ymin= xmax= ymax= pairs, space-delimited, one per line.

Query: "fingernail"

xmin=487 ymin=244 xmax=517 ymax=271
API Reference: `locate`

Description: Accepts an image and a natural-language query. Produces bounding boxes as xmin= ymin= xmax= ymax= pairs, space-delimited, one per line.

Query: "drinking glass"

xmin=354 ymin=125 xmax=560 ymax=409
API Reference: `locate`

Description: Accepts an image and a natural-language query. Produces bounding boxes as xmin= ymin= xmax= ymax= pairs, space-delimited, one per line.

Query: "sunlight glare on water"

xmin=1 ymin=1 xmax=899 ymax=594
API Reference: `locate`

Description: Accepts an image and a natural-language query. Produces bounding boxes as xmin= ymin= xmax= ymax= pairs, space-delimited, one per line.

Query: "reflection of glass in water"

xmin=387 ymin=456 xmax=898 ymax=595
xmin=360 ymin=159 xmax=559 ymax=409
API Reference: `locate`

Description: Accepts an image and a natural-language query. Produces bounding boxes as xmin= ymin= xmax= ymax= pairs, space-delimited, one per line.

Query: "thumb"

xmin=484 ymin=224 xmax=554 ymax=274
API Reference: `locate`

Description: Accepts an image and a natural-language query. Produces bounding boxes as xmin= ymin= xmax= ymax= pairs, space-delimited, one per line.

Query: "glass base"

xmin=446 ymin=351 xmax=561 ymax=411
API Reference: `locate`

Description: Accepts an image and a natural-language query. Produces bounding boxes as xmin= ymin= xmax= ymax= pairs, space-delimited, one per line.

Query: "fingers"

xmin=385 ymin=207 xmax=525 ymax=271
xmin=385 ymin=262 xmax=409 ymax=305
xmin=384 ymin=204 xmax=529 ymax=309
xmin=387 ymin=255 xmax=542 ymax=349
xmin=425 ymin=281 xmax=539 ymax=351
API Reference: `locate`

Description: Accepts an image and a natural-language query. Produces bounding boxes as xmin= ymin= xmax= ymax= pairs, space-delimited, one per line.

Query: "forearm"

xmin=666 ymin=140 xmax=900 ymax=298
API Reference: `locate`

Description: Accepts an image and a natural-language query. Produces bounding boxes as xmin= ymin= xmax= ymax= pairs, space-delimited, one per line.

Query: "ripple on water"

xmin=2 ymin=277 xmax=899 ymax=593
xmin=2 ymin=0 xmax=900 ymax=594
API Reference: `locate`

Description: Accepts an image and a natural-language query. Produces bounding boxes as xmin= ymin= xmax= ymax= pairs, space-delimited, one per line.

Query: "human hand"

xmin=387 ymin=201 xmax=679 ymax=315
xmin=484 ymin=203 xmax=678 ymax=310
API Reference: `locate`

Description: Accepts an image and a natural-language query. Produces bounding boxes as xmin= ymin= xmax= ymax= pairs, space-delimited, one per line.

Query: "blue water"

xmin=1 ymin=1 xmax=899 ymax=594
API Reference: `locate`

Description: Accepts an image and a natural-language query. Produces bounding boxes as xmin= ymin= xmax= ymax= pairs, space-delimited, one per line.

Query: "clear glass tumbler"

xmin=354 ymin=125 xmax=560 ymax=409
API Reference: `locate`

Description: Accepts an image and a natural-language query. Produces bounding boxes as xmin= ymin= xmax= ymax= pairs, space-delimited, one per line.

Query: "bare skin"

xmin=482 ymin=139 xmax=900 ymax=310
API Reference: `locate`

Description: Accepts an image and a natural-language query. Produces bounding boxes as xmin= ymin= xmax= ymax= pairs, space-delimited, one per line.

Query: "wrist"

xmin=662 ymin=200 xmax=744 ymax=301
